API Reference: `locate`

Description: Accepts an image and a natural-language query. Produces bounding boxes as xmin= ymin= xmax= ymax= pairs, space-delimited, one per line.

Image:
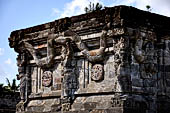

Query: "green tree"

xmin=146 ymin=5 xmax=152 ymax=12
xmin=95 ymin=3 xmax=102 ymax=10
xmin=84 ymin=2 xmax=103 ymax=13
xmin=6 ymin=78 xmax=19 ymax=92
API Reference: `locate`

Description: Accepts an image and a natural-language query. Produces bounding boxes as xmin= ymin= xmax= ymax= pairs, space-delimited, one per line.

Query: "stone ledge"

xmin=29 ymin=91 xmax=61 ymax=99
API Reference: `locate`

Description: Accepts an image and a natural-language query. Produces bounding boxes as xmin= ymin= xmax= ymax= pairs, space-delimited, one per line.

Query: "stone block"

xmin=52 ymin=84 xmax=62 ymax=91
xmin=166 ymin=79 xmax=170 ymax=87
xmin=132 ymin=78 xmax=143 ymax=87
xmin=165 ymin=72 xmax=170 ymax=79
xmin=132 ymin=86 xmax=143 ymax=93
xmin=63 ymin=111 xmax=78 ymax=113
xmin=143 ymin=79 xmax=155 ymax=87
xmin=83 ymin=102 xmax=97 ymax=110
xmin=31 ymin=106 xmax=44 ymax=112
xmin=91 ymin=108 xmax=123 ymax=113
xmin=42 ymin=93 xmax=50 ymax=97
xmin=165 ymin=87 xmax=170 ymax=95
xmin=143 ymin=87 xmax=155 ymax=94
xmin=96 ymin=101 xmax=112 ymax=109
xmin=72 ymin=103 xmax=83 ymax=111
xmin=51 ymin=104 xmax=62 ymax=112
xmin=50 ymin=91 xmax=61 ymax=96
xmin=164 ymin=57 xmax=170 ymax=65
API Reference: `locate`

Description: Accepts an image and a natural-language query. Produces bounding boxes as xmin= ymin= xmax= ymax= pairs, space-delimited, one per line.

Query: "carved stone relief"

xmin=24 ymin=34 xmax=56 ymax=68
xmin=133 ymin=31 xmax=157 ymax=78
xmin=42 ymin=71 xmax=52 ymax=87
xmin=62 ymin=103 xmax=71 ymax=111
xmin=24 ymin=29 xmax=108 ymax=69
xmin=61 ymin=97 xmax=71 ymax=112
xmin=134 ymin=31 xmax=156 ymax=64
xmin=64 ymin=29 xmax=107 ymax=62
xmin=91 ymin=64 xmax=104 ymax=81
xmin=113 ymin=37 xmax=129 ymax=66
xmin=16 ymin=54 xmax=26 ymax=101
xmin=134 ymin=38 xmax=145 ymax=63
xmin=16 ymin=101 xmax=25 ymax=112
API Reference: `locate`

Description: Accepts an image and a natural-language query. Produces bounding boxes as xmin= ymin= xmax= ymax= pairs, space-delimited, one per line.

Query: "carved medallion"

xmin=91 ymin=64 xmax=104 ymax=81
xmin=42 ymin=71 xmax=52 ymax=87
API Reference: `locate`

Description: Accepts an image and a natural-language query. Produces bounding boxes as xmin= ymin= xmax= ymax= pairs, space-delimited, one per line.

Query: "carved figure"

xmin=133 ymin=31 xmax=157 ymax=78
xmin=134 ymin=31 xmax=156 ymax=64
xmin=16 ymin=54 xmax=26 ymax=102
xmin=134 ymin=38 xmax=145 ymax=63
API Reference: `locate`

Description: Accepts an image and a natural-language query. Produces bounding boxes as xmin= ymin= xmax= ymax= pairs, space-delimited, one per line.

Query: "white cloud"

xmin=109 ymin=0 xmax=170 ymax=17
xmin=59 ymin=0 xmax=103 ymax=18
xmin=0 ymin=65 xmax=13 ymax=85
xmin=51 ymin=8 xmax=60 ymax=17
xmin=0 ymin=48 xmax=4 ymax=56
xmin=146 ymin=0 xmax=170 ymax=17
xmin=52 ymin=0 xmax=170 ymax=19
xmin=107 ymin=0 xmax=135 ymax=6
xmin=0 ymin=60 xmax=18 ymax=85
xmin=5 ymin=58 xmax=12 ymax=65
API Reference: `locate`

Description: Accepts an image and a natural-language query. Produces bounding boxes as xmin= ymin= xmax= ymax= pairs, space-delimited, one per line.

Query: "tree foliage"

xmin=6 ymin=78 xmax=19 ymax=92
xmin=0 ymin=78 xmax=19 ymax=92
xmin=146 ymin=5 xmax=152 ymax=12
xmin=84 ymin=2 xmax=103 ymax=13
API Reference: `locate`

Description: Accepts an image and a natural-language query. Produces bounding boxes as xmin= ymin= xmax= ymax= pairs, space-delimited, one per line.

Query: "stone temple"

xmin=9 ymin=5 xmax=170 ymax=113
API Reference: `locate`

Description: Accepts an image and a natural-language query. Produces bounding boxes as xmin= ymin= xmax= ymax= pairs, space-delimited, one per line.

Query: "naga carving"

xmin=68 ymin=29 xmax=107 ymax=62
xmin=24 ymin=34 xmax=56 ymax=68
xmin=24 ymin=29 xmax=107 ymax=68
xmin=24 ymin=33 xmax=73 ymax=68
xmin=24 ymin=28 xmax=107 ymax=96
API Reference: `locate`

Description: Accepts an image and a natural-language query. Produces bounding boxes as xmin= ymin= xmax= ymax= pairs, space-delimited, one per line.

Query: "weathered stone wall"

xmin=9 ymin=5 xmax=170 ymax=113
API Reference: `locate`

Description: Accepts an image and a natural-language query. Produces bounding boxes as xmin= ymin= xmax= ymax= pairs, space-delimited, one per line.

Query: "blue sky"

xmin=0 ymin=0 xmax=170 ymax=85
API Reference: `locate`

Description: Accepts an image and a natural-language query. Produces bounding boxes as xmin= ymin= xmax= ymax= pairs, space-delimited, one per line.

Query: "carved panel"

xmin=91 ymin=64 xmax=104 ymax=81
xmin=42 ymin=71 xmax=52 ymax=87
